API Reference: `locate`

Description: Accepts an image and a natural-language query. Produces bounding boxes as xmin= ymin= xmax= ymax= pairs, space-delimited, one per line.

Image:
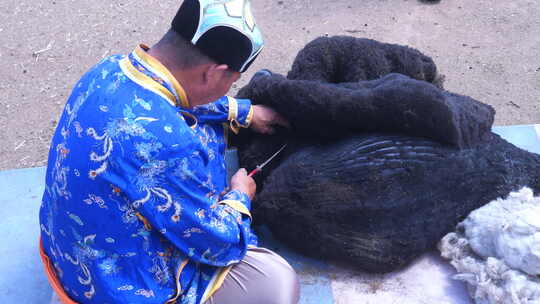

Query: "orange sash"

xmin=39 ymin=239 xmax=79 ymax=304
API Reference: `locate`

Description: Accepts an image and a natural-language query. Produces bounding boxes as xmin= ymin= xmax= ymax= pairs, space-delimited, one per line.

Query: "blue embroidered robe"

xmin=39 ymin=45 xmax=256 ymax=304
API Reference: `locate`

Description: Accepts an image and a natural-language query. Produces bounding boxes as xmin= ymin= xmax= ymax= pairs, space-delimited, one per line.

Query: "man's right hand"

xmin=250 ymin=105 xmax=290 ymax=135
xmin=230 ymin=168 xmax=256 ymax=200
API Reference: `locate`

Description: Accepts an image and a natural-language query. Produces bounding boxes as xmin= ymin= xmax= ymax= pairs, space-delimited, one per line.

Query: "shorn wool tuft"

xmin=439 ymin=188 xmax=540 ymax=303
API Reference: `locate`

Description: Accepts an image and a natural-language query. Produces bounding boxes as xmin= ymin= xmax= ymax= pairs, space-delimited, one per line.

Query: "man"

xmin=39 ymin=1 xmax=299 ymax=303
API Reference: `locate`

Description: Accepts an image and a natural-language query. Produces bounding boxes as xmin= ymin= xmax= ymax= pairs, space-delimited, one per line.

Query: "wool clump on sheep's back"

xmin=232 ymin=36 xmax=540 ymax=273
xmin=439 ymin=188 xmax=540 ymax=304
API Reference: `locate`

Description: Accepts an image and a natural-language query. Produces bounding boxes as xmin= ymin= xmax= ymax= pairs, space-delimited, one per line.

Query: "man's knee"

xmin=206 ymin=247 xmax=300 ymax=304
xmin=246 ymin=247 xmax=300 ymax=303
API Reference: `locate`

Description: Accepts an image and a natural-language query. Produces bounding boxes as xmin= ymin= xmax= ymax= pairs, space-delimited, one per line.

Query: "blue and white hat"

xmin=172 ymin=0 xmax=264 ymax=73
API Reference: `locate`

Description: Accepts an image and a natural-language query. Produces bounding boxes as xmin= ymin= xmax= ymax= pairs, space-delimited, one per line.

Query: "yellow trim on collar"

xmin=134 ymin=45 xmax=190 ymax=109
xmin=219 ymin=199 xmax=252 ymax=220
xmin=119 ymin=58 xmax=177 ymax=106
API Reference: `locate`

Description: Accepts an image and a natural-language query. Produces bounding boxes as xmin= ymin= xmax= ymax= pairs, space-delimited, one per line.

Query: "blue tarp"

xmin=1 ymin=124 xmax=539 ymax=303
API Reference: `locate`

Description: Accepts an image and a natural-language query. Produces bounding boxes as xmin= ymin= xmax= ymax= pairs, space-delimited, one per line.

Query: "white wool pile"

xmin=439 ymin=187 xmax=540 ymax=304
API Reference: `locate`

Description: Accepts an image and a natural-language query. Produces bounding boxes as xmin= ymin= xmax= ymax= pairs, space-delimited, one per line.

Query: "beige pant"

xmin=50 ymin=247 xmax=300 ymax=304
xmin=205 ymin=247 xmax=300 ymax=304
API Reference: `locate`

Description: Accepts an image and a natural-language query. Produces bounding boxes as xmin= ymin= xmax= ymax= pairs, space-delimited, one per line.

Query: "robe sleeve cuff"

xmin=227 ymin=97 xmax=253 ymax=134
xmin=219 ymin=189 xmax=252 ymax=220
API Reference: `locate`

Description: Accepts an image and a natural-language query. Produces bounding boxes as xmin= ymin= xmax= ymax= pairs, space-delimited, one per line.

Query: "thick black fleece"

xmin=287 ymin=36 xmax=441 ymax=84
xmin=237 ymin=72 xmax=494 ymax=148
xmin=231 ymin=36 xmax=539 ymax=273
xmin=254 ymin=133 xmax=540 ymax=272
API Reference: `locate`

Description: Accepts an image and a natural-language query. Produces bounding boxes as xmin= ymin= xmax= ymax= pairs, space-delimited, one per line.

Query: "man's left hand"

xmin=250 ymin=105 xmax=290 ymax=135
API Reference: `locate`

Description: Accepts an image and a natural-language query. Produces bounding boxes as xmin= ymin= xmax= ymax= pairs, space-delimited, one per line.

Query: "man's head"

xmin=150 ymin=30 xmax=241 ymax=107
xmin=172 ymin=0 xmax=264 ymax=73
xmin=149 ymin=0 xmax=263 ymax=107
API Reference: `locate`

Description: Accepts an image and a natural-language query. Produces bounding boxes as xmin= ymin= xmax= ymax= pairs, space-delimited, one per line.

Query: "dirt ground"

xmin=1 ymin=0 xmax=539 ymax=171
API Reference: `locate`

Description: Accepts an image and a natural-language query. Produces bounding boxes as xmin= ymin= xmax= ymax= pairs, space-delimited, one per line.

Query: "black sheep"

xmin=232 ymin=36 xmax=540 ymax=273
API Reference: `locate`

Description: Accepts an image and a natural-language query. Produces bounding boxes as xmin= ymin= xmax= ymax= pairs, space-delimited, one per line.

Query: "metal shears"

xmin=248 ymin=144 xmax=288 ymax=177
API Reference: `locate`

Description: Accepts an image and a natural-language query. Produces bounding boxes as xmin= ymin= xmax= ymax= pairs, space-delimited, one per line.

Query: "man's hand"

xmin=250 ymin=105 xmax=290 ymax=134
xmin=230 ymin=168 xmax=256 ymax=200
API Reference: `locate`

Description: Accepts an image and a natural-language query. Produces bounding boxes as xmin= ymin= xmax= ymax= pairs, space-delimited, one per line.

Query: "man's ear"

xmin=203 ymin=64 xmax=229 ymax=85
xmin=215 ymin=64 xmax=229 ymax=72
